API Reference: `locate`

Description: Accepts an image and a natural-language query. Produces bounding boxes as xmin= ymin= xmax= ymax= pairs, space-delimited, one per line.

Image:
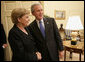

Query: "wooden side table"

xmin=63 ymin=41 xmax=84 ymax=61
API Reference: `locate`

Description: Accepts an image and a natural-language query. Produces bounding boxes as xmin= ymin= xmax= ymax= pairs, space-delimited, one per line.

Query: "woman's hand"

xmin=36 ymin=52 xmax=42 ymax=60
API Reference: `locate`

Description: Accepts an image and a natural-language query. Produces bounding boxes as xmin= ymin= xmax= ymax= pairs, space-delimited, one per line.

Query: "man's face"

xmin=32 ymin=5 xmax=44 ymax=20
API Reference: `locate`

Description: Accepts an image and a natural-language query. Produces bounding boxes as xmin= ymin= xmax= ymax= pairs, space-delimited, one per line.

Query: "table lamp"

xmin=65 ymin=16 xmax=84 ymax=45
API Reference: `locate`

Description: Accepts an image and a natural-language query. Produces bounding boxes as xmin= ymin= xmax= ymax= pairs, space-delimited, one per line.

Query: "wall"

xmin=44 ymin=1 xmax=84 ymax=29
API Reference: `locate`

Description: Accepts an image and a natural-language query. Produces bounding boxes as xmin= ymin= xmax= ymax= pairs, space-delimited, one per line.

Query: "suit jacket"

xmin=8 ymin=25 xmax=38 ymax=61
xmin=27 ymin=17 xmax=64 ymax=61
xmin=0 ymin=24 xmax=7 ymax=61
xmin=0 ymin=24 xmax=7 ymax=47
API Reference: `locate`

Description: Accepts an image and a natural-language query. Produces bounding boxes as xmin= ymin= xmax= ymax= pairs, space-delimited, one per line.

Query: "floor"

xmin=60 ymin=51 xmax=84 ymax=61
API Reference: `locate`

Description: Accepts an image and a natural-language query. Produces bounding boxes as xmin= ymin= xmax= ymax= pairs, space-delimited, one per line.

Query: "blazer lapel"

xmin=43 ymin=18 xmax=50 ymax=37
xmin=33 ymin=18 xmax=50 ymax=40
xmin=33 ymin=20 xmax=45 ymax=40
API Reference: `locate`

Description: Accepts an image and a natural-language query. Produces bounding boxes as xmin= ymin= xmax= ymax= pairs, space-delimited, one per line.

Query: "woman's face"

xmin=18 ymin=14 xmax=30 ymax=27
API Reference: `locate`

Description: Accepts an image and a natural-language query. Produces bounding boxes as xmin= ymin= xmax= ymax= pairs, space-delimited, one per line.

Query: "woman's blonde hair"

xmin=11 ymin=8 xmax=29 ymax=24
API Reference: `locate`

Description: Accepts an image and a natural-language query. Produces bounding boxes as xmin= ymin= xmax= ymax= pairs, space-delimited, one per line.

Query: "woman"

xmin=8 ymin=8 xmax=42 ymax=61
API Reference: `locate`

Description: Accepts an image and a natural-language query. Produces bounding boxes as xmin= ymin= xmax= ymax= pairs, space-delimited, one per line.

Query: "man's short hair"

xmin=31 ymin=3 xmax=41 ymax=13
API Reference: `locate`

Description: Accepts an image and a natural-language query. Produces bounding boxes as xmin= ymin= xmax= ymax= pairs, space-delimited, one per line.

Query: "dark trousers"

xmin=41 ymin=49 xmax=52 ymax=61
xmin=0 ymin=47 xmax=4 ymax=61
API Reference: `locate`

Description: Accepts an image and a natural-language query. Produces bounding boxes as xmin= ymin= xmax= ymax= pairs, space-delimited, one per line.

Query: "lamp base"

xmin=71 ymin=41 xmax=77 ymax=45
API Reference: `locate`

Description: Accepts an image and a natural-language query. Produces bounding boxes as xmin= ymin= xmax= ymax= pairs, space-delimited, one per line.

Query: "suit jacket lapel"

xmin=33 ymin=18 xmax=50 ymax=40
xmin=33 ymin=20 xmax=45 ymax=40
xmin=43 ymin=18 xmax=50 ymax=38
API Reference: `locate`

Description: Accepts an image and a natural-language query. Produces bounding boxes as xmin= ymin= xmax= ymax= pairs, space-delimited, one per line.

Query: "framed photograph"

xmin=54 ymin=10 xmax=65 ymax=20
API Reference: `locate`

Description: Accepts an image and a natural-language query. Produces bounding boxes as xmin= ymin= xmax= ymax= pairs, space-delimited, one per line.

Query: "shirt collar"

xmin=36 ymin=18 xmax=44 ymax=28
xmin=36 ymin=18 xmax=44 ymax=23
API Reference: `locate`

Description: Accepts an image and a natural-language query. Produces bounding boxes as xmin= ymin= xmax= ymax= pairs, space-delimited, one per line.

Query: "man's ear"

xmin=32 ymin=12 xmax=35 ymax=16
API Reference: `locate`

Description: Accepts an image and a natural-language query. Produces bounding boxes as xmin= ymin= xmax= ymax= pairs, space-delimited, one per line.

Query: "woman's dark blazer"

xmin=8 ymin=25 xmax=38 ymax=61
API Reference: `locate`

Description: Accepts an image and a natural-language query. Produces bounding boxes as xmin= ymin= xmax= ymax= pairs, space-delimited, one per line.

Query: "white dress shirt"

xmin=36 ymin=18 xmax=45 ymax=30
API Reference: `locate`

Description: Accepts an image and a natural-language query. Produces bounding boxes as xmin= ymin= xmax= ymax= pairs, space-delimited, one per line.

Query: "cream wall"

xmin=44 ymin=1 xmax=84 ymax=29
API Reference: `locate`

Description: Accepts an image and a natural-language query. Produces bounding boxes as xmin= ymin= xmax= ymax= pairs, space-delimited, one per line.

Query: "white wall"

xmin=44 ymin=1 xmax=84 ymax=29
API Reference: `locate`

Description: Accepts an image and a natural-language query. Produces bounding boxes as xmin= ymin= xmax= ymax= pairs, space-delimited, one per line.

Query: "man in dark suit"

xmin=0 ymin=23 xmax=8 ymax=61
xmin=27 ymin=3 xmax=64 ymax=61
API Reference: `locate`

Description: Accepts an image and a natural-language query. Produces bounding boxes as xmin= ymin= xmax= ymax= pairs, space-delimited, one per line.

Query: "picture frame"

xmin=54 ymin=10 xmax=65 ymax=20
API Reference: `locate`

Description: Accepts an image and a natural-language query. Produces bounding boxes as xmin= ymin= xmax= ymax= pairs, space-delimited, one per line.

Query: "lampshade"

xmin=65 ymin=16 xmax=84 ymax=30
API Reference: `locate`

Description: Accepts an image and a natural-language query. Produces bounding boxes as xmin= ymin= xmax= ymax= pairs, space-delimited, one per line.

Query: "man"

xmin=0 ymin=23 xmax=8 ymax=61
xmin=27 ymin=3 xmax=64 ymax=61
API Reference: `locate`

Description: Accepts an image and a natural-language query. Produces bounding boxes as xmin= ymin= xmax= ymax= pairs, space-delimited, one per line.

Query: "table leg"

xmin=79 ymin=53 xmax=81 ymax=61
xmin=70 ymin=52 xmax=72 ymax=59
xmin=64 ymin=48 xmax=66 ymax=61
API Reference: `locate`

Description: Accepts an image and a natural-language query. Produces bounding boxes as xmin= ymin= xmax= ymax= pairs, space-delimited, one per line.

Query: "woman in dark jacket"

xmin=8 ymin=8 xmax=42 ymax=61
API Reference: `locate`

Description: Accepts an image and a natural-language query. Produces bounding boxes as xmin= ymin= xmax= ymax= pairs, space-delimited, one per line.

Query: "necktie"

xmin=39 ymin=21 xmax=45 ymax=38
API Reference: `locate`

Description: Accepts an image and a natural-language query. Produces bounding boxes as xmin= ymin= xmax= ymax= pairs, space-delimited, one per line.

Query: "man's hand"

xmin=36 ymin=52 xmax=42 ymax=60
xmin=2 ymin=44 xmax=8 ymax=48
xmin=59 ymin=51 xmax=64 ymax=59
